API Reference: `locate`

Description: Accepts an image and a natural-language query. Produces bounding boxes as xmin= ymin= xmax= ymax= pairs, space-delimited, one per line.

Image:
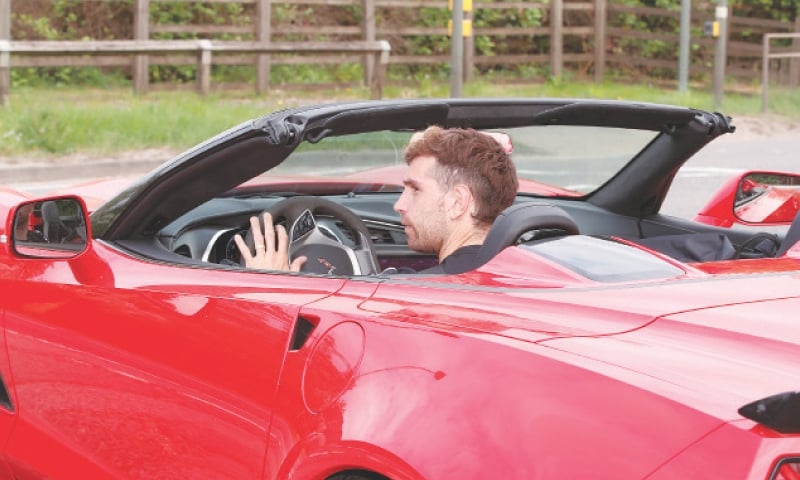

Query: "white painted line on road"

xmin=674 ymin=166 xmax=746 ymax=178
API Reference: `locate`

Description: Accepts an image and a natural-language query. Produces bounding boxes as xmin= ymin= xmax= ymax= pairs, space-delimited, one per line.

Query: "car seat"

xmin=777 ymin=209 xmax=800 ymax=256
xmin=41 ymin=201 xmax=73 ymax=243
xmin=472 ymin=202 xmax=580 ymax=270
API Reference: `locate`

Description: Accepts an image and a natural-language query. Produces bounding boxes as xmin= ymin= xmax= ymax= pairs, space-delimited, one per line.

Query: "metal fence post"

xmin=594 ymin=0 xmax=606 ymax=83
xmin=551 ymin=0 xmax=563 ymax=78
xmin=463 ymin=0 xmax=473 ymax=83
xmin=762 ymin=34 xmax=770 ymax=113
xmin=256 ymin=0 xmax=271 ymax=95
xmin=134 ymin=0 xmax=150 ymax=95
xmin=450 ymin=0 xmax=464 ymax=97
xmin=0 ymin=0 xmax=10 ymax=105
xmin=712 ymin=0 xmax=728 ymax=109
xmin=362 ymin=0 xmax=375 ymax=88
xmin=678 ymin=0 xmax=691 ymax=92
xmin=790 ymin=16 xmax=800 ymax=87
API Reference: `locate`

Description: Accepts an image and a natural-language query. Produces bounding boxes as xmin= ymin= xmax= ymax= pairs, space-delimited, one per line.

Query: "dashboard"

xmin=156 ymin=193 xmax=438 ymax=272
xmin=131 ymin=189 xmax=761 ymax=275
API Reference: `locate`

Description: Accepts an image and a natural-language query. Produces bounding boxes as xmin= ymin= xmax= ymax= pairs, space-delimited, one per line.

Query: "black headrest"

xmin=472 ymin=202 xmax=579 ymax=270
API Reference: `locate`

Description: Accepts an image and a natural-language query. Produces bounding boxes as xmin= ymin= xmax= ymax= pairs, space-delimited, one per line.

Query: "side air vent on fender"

xmin=0 ymin=375 xmax=13 ymax=412
xmin=290 ymin=316 xmax=317 ymax=351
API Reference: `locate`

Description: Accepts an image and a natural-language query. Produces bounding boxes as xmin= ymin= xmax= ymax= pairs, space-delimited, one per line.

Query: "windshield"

xmin=246 ymin=125 xmax=660 ymax=197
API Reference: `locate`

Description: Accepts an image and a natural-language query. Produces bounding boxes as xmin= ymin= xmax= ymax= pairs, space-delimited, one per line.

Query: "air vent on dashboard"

xmin=368 ymin=227 xmax=406 ymax=245
xmin=335 ymin=221 xmax=356 ymax=243
xmin=332 ymin=220 xmax=406 ymax=246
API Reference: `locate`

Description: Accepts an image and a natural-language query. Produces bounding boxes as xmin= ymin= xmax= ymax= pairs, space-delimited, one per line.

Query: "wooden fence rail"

xmin=1 ymin=0 xmax=798 ymax=108
xmin=0 ymin=39 xmax=391 ymax=104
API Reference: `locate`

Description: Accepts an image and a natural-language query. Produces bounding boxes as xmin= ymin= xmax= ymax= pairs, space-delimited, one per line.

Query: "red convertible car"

xmin=1 ymin=98 xmax=800 ymax=479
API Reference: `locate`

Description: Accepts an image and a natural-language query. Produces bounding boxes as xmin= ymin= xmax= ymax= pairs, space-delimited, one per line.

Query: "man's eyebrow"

xmin=402 ymin=177 xmax=421 ymax=188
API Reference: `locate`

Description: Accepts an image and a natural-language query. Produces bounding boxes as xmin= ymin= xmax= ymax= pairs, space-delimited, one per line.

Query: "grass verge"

xmin=1 ymin=80 xmax=798 ymax=157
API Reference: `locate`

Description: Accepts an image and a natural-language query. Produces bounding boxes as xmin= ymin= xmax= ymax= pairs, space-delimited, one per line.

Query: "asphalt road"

xmin=5 ymin=123 xmax=800 ymax=224
xmin=662 ymin=131 xmax=800 ymax=219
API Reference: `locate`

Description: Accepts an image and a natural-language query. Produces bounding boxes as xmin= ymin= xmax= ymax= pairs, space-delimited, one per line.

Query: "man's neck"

xmin=438 ymin=227 xmax=488 ymax=261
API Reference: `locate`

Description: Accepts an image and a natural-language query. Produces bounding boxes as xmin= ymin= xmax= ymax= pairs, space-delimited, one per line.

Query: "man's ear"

xmin=445 ymin=184 xmax=473 ymax=220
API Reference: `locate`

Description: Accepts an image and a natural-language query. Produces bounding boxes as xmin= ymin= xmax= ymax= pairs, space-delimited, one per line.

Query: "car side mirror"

xmin=734 ymin=173 xmax=800 ymax=224
xmin=9 ymin=196 xmax=90 ymax=259
xmin=695 ymin=171 xmax=800 ymax=227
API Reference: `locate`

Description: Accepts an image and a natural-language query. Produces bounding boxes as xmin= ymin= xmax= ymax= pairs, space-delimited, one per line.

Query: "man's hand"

xmin=234 ymin=212 xmax=307 ymax=272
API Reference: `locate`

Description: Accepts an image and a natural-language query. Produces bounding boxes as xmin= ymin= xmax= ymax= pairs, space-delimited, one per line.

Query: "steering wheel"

xmin=240 ymin=196 xmax=379 ymax=276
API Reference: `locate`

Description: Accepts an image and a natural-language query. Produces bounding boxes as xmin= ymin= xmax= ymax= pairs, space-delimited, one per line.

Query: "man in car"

xmin=235 ymin=126 xmax=518 ymax=274
xmin=392 ymin=126 xmax=518 ymax=273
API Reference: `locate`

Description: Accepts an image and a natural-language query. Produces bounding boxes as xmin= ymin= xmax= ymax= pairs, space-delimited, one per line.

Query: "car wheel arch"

xmin=326 ymin=469 xmax=391 ymax=480
xmin=272 ymin=439 xmax=424 ymax=480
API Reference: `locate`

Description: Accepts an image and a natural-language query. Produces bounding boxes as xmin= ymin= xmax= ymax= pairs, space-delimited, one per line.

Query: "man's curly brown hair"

xmin=404 ymin=126 xmax=518 ymax=226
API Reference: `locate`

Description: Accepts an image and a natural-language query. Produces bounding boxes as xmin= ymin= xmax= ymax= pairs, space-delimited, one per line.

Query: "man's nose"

xmin=393 ymin=193 xmax=406 ymax=213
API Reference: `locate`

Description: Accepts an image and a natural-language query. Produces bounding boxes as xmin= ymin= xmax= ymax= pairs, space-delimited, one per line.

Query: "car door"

xmin=2 ymin=239 xmax=347 ymax=479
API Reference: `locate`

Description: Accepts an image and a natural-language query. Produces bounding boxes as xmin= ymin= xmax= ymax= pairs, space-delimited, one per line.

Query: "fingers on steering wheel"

xmin=266 ymin=214 xmax=293 ymax=267
xmin=260 ymin=213 xmax=274 ymax=253
xmin=290 ymin=255 xmax=308 ymax=272
xmin=233 ymin=233 xmax=253 ymax=263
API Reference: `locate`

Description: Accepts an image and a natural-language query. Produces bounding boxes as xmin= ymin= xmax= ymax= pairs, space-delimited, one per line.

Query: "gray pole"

xmin=712 ymin=0 xmax=728 ymax=109
xmin=678 ymin=0 xmax=691 ymax=92
xmin=134 ymin=0 xmax=150 ymax=95
xmin=256 ymin=0 xmax=272 ymax=94
xmin=0 ymin=0 xmax=10 ymax=105
xmin=362 ymin=0 xmax=376 ymax=88
xmin=450 ymin=0 xmax=463 ymax=98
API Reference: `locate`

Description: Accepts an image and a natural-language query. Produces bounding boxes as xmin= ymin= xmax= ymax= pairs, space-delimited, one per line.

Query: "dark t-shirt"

xmin=419 ymin=244 xmax=482 ymax=275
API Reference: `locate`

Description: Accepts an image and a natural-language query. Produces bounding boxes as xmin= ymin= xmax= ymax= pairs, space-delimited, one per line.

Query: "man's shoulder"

xmin=427 ymin=244 xmax=482 ymax=275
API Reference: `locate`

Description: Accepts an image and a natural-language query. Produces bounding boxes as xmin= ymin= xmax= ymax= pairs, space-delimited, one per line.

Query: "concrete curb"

xmin=1 ymin=158 xmax=168 ymax=184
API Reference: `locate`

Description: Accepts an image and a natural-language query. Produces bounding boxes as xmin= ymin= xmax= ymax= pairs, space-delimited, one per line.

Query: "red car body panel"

xmin=3 ymin=235 xmax=800 ymax=478
xmin=3 ymin=187 xmax=800 ymax=478
xmin=0 ymin=241 xmax=347 ymax=478
xmin=737 ymin=187 xmax=800 ymax=223
xmin=2 ymin=99 xmax=799 ymax=479
xmin=696 ymin=171 xmax=800 ymax=228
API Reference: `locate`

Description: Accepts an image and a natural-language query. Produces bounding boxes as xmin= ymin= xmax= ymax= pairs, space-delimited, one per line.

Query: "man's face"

xmin=393 ymin=155 xmax=449 ymax=254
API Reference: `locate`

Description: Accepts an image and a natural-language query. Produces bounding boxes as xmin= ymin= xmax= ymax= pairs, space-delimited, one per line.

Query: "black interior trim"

xmin=105 ymin=134 xmax=291 ymax=241
xmin=0 ymin=374 xmax=14 ymax=412
xmin=290 ymin=317 xmax=317 ymax=351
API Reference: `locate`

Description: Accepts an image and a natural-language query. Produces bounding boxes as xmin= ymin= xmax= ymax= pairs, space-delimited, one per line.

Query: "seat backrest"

xmin=777 ymin=209 xmax=800 ymax=256
xmin=41 ymin=201 xmax=70 ymax=243
xmin=472 ymin=202 xmax=580 ymax=269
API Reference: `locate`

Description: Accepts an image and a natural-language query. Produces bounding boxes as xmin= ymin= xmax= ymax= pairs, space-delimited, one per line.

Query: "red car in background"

xmin=1 ymin=98 xmax=800 ymax=479
xmin=697 ymin=170 xmax=800 ymax=227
